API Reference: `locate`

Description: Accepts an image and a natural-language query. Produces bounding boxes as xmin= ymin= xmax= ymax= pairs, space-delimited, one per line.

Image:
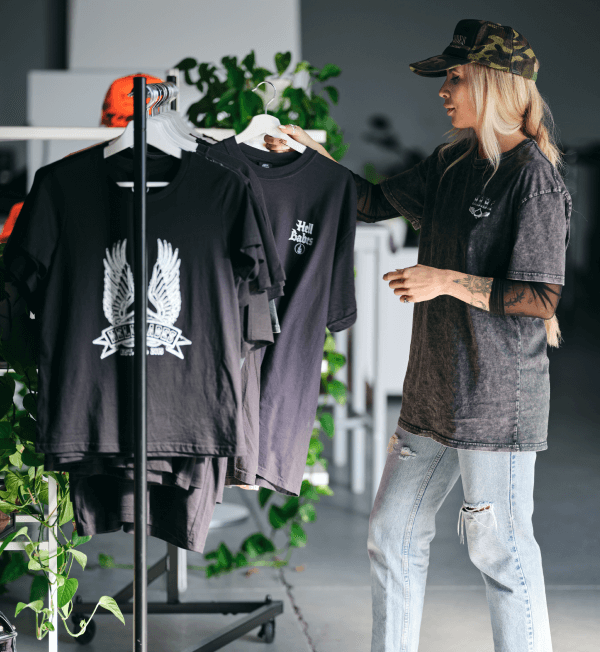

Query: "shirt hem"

xmin=379 ymin=183 xmax=421 ymax=231
xmin=37 ymin=443 xmax=240 ymax=457
xmin=397 ymin=417 xmax=548 ymax=452
xmin=327 ymin=308 xmax=357 ymax=333
xmin=506 ymin=271 xmax=565 ymax=284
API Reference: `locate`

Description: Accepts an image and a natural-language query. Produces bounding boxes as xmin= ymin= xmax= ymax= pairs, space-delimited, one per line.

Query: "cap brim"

xmin=409 ymin=53 xmax=468 ymax=77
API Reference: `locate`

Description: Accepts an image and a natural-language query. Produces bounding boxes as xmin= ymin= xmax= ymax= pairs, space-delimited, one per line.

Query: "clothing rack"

xmin=0 ymin=81 xmax=331 ymax=650
xmin=67 ymin=78 xmax=284 ymax=652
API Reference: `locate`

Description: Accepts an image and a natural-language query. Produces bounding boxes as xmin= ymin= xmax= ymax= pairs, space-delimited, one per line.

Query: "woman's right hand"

xmin=264 ymin=125 xmax=334 ymax=160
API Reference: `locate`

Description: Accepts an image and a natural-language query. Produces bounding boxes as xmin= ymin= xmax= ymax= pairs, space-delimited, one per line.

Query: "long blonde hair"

xmin=439 ymin=61 xmax=563 ymax=348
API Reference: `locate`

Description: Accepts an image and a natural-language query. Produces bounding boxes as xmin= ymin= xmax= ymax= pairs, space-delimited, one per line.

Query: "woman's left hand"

xmin=383 ymin=264 xmax=449 ymax=303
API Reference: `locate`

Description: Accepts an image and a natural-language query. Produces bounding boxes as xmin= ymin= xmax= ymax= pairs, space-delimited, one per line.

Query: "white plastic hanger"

xmin=104 ymin=83 xmax=183 ymax=159
xmin=235 ymin=81 xmax=306 ymax=154
xmin=151 ymin=82 xmax=198 ymax=151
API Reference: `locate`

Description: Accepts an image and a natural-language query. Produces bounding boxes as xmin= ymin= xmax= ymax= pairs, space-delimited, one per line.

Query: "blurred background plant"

xmin=176 ymin=50 xmax=349 ymax=160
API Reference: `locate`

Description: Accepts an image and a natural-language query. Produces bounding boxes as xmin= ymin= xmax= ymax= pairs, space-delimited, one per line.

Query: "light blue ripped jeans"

xmin=368 ymin=426 xmax=553 ymax=652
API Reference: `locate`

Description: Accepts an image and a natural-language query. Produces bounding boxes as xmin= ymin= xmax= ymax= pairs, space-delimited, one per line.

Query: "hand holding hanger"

xmin=264 ymin=124 xmax=336 ymax=162
xmin=235 ymin=82 xmax=306 ymax=154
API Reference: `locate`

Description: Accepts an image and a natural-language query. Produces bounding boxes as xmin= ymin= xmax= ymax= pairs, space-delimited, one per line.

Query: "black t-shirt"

xmin=214 ymin=138 xmax=357 ymax=494
xmin=4 ymin=144 xmax=271 ymax=457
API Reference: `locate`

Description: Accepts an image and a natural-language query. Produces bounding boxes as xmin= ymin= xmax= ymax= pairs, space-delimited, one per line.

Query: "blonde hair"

xmin=439 ymin=62 xmax=563 ymax=348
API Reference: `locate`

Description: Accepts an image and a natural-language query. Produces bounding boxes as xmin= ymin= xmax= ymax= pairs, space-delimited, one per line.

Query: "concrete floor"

xmin=2 ymin=302 xmax=599 ymax=652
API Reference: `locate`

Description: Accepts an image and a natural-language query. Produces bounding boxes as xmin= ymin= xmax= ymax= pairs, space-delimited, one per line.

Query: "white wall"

xmin=68 ymin=0 xmax=301 ymax=72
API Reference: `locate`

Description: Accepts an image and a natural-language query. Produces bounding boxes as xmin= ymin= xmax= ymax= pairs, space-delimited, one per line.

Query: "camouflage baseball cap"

xmin=409 ymin=19 xmax=538 ymax=82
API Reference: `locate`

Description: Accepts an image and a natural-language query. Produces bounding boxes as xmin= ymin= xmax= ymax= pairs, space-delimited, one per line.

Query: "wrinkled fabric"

xmin=357 ymin=139 xmax=571 ymax=450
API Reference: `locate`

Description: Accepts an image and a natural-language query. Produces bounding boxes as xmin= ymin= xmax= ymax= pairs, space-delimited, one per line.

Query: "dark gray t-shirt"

xmin=379 ymin=139 xmax=571 ymax=451
xmin=214 ymin=138 xmax=357 ymax=493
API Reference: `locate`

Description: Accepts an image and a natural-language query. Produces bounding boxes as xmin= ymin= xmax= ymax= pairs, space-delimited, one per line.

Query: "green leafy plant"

xmin=0 ymin=246 xmax=124 ymax=639
xmin=176 ymin=50 xmax=349 ymax=160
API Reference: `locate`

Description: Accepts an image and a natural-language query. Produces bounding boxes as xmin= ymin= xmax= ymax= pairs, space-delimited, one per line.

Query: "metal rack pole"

xmin=132 ymin=75 xmax=148 ymax=652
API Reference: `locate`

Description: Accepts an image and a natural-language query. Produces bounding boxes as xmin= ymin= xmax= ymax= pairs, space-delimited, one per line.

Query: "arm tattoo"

xmin=452 ymin=275 xmax=492 ymax=311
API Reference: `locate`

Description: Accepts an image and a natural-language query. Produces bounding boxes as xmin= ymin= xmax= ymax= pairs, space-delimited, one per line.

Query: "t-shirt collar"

xmin=472 ymin=138 xmax=534 ymax=168
xmin=221 ymin=136 xmax=317 ymax=179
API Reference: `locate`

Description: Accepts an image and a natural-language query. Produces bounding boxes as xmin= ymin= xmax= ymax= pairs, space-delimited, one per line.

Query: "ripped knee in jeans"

xmin=387 ymin=434 xmax=416 ymax=459
xmin=457 ymin=501 xmax=498 ymax=544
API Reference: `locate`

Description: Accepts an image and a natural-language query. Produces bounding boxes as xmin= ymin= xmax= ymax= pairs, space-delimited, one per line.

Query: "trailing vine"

xmin=0 ymin=247 xmax=124 ymax=639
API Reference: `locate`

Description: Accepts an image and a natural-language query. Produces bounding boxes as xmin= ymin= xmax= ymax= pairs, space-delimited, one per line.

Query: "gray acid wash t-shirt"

xmin=381 ymin=138 xmax=571 ymax=451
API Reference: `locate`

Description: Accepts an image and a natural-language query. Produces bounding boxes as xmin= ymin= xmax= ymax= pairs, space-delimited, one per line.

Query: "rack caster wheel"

xmin=71 ymin=614 xmax=97 ymax=645
xmin=258 ymin=619 xmax=275 ymax=644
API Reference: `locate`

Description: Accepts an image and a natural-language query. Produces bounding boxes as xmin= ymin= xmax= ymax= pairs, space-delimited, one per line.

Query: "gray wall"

xmin=0 ymin=0 xmax=66 ymax=170
xmin=300 ymin=0 xmax=600 ymax=175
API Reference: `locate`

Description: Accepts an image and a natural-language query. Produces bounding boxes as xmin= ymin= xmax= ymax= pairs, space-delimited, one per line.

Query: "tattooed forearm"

xmin=449 ymin=274 xmax=493 ymax=311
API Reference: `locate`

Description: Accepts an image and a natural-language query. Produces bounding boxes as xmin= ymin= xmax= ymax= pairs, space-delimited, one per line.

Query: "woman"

xmin=265 ymin=19 xmax=570 ymax=652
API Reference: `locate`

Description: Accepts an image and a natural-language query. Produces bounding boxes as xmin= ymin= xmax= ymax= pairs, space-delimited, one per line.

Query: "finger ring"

xmin=291 ymin=125 xmax=296 ymax=135
xmin=403 ymin=297 xmax=409 ymax=303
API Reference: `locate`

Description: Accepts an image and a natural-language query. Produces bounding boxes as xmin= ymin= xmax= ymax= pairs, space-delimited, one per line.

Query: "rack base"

xmin=70 ymin=543 xmax=284 ymax=650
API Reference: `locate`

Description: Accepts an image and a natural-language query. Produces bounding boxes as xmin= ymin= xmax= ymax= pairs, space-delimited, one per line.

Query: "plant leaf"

xmin=275 ymin=51 xmax=292 ymax=76
xmin=99 ymin=596 xmax=125 ymax=625
xmin=268 ymin=505 xmax=287 ymax=530
xmin=299 ymin=480 xmax=320 ymax=501
xmin=326 ymin=379 xmax=347 ymax=405
xmin=175 ymin=57 xmax=197 ymax=71
xmin=57 ymin=577 xmax=78 ymax=609
xmin=281 ymin=497 xmax=300 ymax=520
xmin=71 ymin=531 xmax=92 ymax=547
xmin=258 ymin=487 xmax=273 ymax=508
xmin=68 ymin=549 xmax=87 ymax=571
xmin=318 ymin=412 xmax=335 ymax=438
xmin=59 ymin=494 xmax=74 ymax=526
xmin=8 ymin=450 xmax=22 ymax=469
xmin=323 ymin=85 xmax=339 ymax=104
xmin=290 ymin=522 xmax=307 ymax=547
xmin=22 ymin=393 xmax=37 ymax=419
xmin=242 ymin=51 xmax=256 ymax=71
xmin=16 ymin=416 xmax=37 ymax=444
xmin=29 ymin=574 xmax=49 ymax=603
xmin=299 ymin=503 xmax=317 ymax=523
xmin=21 ymin=448 xmax=44 ymax=468
xmin=0 ymin=375 xmax=15 ymax=420
xmin=315 ymin=485 xmax=334 ymax=496
xmin=216 ymin=543 xmax=234 ymax=569
xmin=0 ymin=551 xmax=28 ymax=583
xmin=0 ymin=526 xmax=28 ymax=556
xmin=317 ymin=64 xmax=342 ymax=82
xmin=15 ymin=601 xmax=28 ymax=617
xmin=323 ymin=333 xmax=336 ymax=352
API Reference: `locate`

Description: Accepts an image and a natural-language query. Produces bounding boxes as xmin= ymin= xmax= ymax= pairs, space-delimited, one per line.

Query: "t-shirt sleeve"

xmin=378 ymin=146 xmax=442 ymax=232
xmin=506 ymin=191 xmax=570 ymax=285
xmin=489 ymin=279 xmax=562 ymax=319
xmin=327 ymin=178 xmax=358 ymax=332
xmin=228 ymin=184 xmax=269 ymax=292
xmin=3 ymin=167 xmax=64 ymax=311
xmin=352 ymin=172 xmax=402 ymax=224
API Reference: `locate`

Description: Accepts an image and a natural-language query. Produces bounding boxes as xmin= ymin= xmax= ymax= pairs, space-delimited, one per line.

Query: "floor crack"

xmin=278 ymin=568 xmax=318 ymax=652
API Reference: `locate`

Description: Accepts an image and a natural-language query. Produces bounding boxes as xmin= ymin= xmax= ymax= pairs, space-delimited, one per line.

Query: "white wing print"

xmin=147 ymin=239 xmax=182 ymax=326
xmin=103 ymin=239 xmax=134 ymax=326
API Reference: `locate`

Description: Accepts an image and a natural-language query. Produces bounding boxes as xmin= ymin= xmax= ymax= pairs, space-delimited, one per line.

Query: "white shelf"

xmin=0 ymin=126 xmax=327 ymax=143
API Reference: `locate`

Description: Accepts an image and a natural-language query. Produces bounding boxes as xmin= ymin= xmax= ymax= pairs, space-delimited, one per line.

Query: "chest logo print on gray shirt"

xmin=289 ymin=220 xmax=315 ymax=254
xmin=469 ymin=195 xmax=495 ymax=219
xmin=92 ymin=239 xmax=192 ymax=360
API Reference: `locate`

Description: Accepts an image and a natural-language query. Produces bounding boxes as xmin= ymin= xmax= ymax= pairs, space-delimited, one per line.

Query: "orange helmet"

xmin=101 ymin=73 xmax=164 ymax=127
